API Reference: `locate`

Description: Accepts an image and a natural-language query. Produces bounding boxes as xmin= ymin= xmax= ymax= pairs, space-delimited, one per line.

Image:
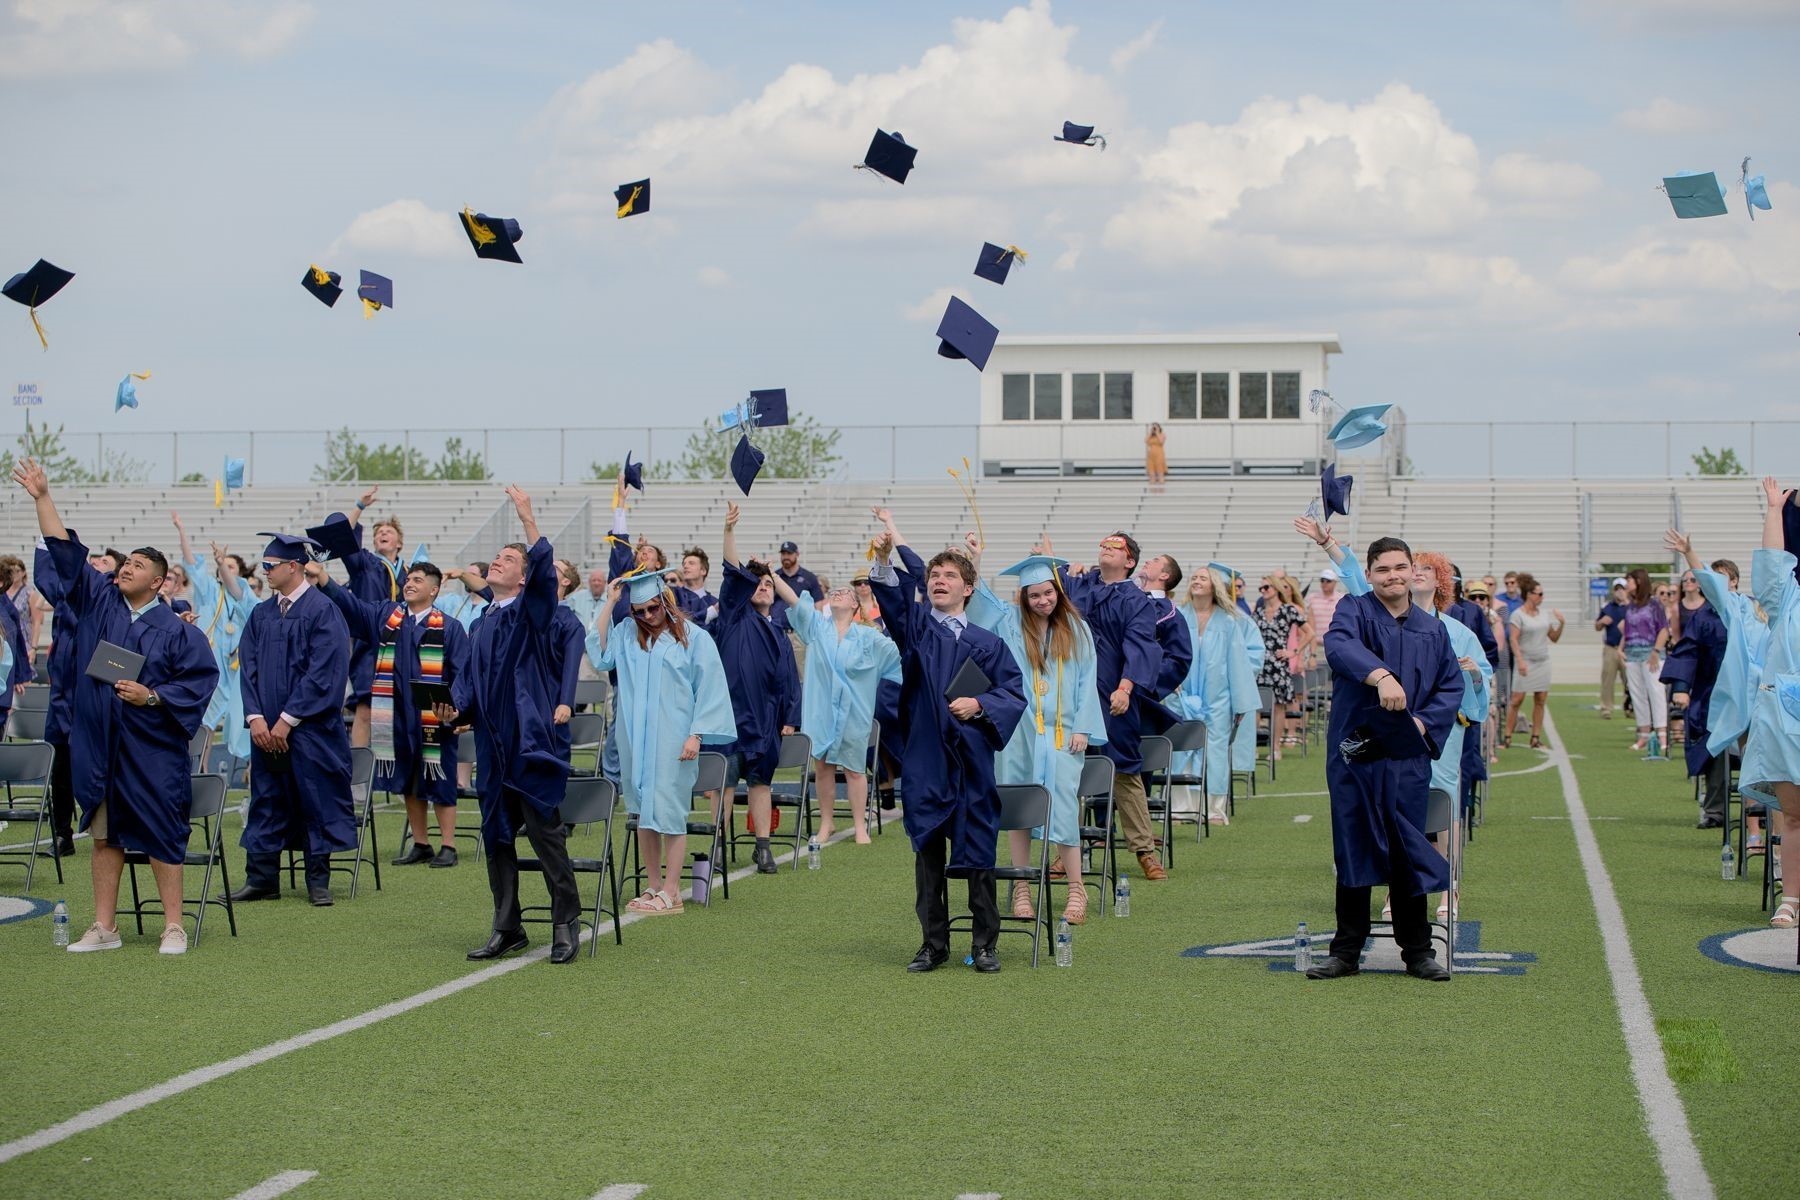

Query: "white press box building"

xmin=976 ymin=332 xmax=1347 ymax=476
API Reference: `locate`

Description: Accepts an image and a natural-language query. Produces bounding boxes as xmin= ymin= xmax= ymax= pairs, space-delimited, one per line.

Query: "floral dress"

xmin=1254 ymin=602 xmax=1303 ymax=703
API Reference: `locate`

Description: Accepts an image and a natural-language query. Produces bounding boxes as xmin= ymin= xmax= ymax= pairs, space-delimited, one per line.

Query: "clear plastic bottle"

xmin=1721 ymin=841 xmax=1736 ymax=881
xmin=807 ymin=838 xmax=820 ymax=870
xmin=1294 ymin=921 xmax=1312 ymax=973
xmin=52 ymin=900 xmax=69 ymax=947
xmin=1054 ymin=918 xmax=1072 ymax=967
xmin=1113 ymin=875 xmax=1130 ymax=918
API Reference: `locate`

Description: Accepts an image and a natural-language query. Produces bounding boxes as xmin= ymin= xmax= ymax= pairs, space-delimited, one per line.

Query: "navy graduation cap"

xmin=615 ymin=179 xmax=650 ymax=219
xmin=258 ymin=532 xmax=327 ymax=564
xmin=302 ymin=512 xmax=363 ymax=562
xmin=730 ymin=435 xmax=766 ymax=495
xmin=1054 ymin=121 xmax=1105 ymax=150
xmin=857 ymin=129 xmax=916 ymax=184
xmin=973 ymin=242 xmax=1026 ymax=286
xmin=461 ymin=208 xmax=524 ymax=263
xmin=935 ymin=296 xmax=998 ymax=371
xmin=4 ymin=258 xmax=75 ymax=350
xmin=1321 ymin=462 xmax=1353 ymax=519
xmin=623 ymin=450 xmax=645 ymax=494
xmin=720 ymin=388 xmax=789 ymax=431
xmin=358 ymin=270 xmax=393 ymax=318
xmin=301 ymin=265 xmax=343 ymax=308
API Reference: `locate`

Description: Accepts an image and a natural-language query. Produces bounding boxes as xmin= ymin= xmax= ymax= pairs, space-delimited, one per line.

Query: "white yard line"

xmin=228 ymin=1170 xmax=318 ymax=1200
xmin=1541 ymin=710 xmax=1713 ymax=1200
xmin=590 ymin=1185 xmax=650 ymax=1200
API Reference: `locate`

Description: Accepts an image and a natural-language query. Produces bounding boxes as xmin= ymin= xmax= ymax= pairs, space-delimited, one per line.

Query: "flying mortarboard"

xmin=1054 ymin=121 xmax=1106 ymax=150
xmin=615 ymin=179 xmax=650 ymax=219
xmin=1661 ymin=170 xmax=1728 ymax=219
xmin=973 ymin=242 xmax=1027 ymax=286
xmin=409 ymin=543 xmax=430 ymax=567
xmin=935 ymin=296 xmax=998 ymax=371
xmin=1326 ymin=403 xmax=1392 ymax=451
xmin=301 ymin=265 xmax=342 ymax=308
xmin=257 ymin=532 xmax=326 ymax=564
xmin=3 ymin=259 xmax=75 ymax=350
xmin=1308 ymin=388 xmax=1331 ymax=414
xmin=460 ymin=208 xmax=524 ymax=263
xmin=1321 ymin=462 xmax=1354 ymax=519
xmin=358 ymin=270 xmax=394 ymax=319
xmin=115 ymin=371 xmax=149 ymax=412
xmin=856 ymin=129 xmax=916 ymax=184
xmin=623 ymin=450 xmax=645 ymax=494
xmin=730 ymin=435 xmax=766 ymax=495
xmin=998 ymin=554 xmax=1067 ymax=588
xmin=217 ymin=455 xmax=245 ymax=508
xmin=303 ymin=512 xmax=363 ymax=561
xmin=719 ymin=388 xmax=790 ymax=431
xmin=1741 ymin=157 xmax=1772 ymax=221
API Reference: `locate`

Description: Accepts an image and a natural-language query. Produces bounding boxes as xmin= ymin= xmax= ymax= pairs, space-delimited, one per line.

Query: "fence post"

xmin=404 ymin=429 xmax=411 ymax=482
xmin=170 ymin=431 xmax=179 ymax=485
xmin=1487 ymin=423 xmax=1495 ymax=479
xmin=1570 ymin=423 xmax=1579 ymax=479
xmin=95 ymin=431 xmax=104 ymax=481
xmin=1664 ymin=423 xmax=1671 ymax=477
xmin=890 ymin=427 xmax=897 ymax=482
xmin=559 ymin=433 xmax=565 ymax=486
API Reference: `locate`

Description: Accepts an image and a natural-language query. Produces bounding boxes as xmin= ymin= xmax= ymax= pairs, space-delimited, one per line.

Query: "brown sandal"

xmin=1062 ymin=885 xmax=1088 ymax=925
xmin=1010 ymin=880 xmax=1035 ymax=920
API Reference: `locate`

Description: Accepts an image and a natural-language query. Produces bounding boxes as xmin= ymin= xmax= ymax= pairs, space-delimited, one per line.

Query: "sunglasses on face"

xmin=631 ymin=600 xmax=664 ymax=619
xmin=1098 ymin=538 xmax=1127 ymax=551
xmin=261 ymin=560 xmax=290 ymax=573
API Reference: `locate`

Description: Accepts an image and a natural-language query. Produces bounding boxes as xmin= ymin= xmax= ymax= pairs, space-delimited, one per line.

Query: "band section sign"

xmin=14 ymin=382 xmax=42 ymax=407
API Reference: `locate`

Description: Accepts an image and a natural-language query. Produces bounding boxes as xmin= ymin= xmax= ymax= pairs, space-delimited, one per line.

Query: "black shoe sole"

xmin=429 ymin=858 xmax=458 ymax=868
xmin=906 ymin=958 xmax=949 ymax=973
xmin=468 ymin=939 xmax=529 ymax=961
xmin=230 ymin=891 xmax=280 ymax=903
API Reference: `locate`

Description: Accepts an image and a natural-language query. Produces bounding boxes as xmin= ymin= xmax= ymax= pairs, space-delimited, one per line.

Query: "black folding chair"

xmin=735 ymin=731 xmax=813 ymax=868
xmin=6 ymin=708 xmax=47 ymax=742
xmin=518 ymin=775 xmax=621 ymax=955
xmin=1255 ymin=685 xmax=1278 ymax=782
xmin=567 ymin=712 xmax=607 ymax=778
xmin=285 ymin=746 xmax=379 ymax=898
xmin=453 ymin=729 xmax=483 ymax=862
xmin=623 ymin=752 xmax=730 ymax=905
xmin=1138 ymin=734 xmax=1176 ymax=868
xmin=807 ymin=722 xmax=884 ymax=840
xmin=14 ymin=683 xmax=49 ymax=712
xmin=124 ymin=774 xmax=237 ymax=946
xmin=0 ymin=741 xmax=58 ymax=891
xmin=188 ymin=725 xmax=213 ymax=774
xmin=1076 ymin=755 xmax=1116 ymax=915
xmin=1157 ymin=720 xmax=1210 ymax=842
xmin=949 ymin=784 xmax=1052 ymax=967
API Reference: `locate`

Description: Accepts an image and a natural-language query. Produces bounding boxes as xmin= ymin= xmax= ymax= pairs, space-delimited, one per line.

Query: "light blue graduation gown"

xmin=966 ymin=581 xmax=1107 ymax=845
xmin=587 ymin=620 xmax=737 ymax=835
xmin=1166 ymin=603 xmax=1259 ymax=795
xmin=786 ymin=594 xmax=901 ymax=772
xmin=1695 ymin=567 xmax=1767 ymax=761
xmin=1230 ymin=608 xmax=1266 ymax=773
xmin=1740 ymin=549 xmax=1800 ymax=808
xmin=434 ymin=589 xmax=488 ymax=631
xmin=186 ymin=553 xmax=257 ymax=759
xmin=1430 ymin=611 xmax=1493 ymax=796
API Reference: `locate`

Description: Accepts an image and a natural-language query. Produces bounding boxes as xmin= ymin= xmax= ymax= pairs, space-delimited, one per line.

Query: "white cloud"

xmin=1558 ymin=182 xmax=1800 ymax=299
xmin=1487 ymin=152 xmax=1603 ymax=218
xmin=697 ymin=265 xmax=731 ymax=288
xmin=902 ymin=285 xmax=970 ymax=323
xmin=328 ymin=199 xmax=466 ymax=261
xmin=1109 ymin=19 xmax=1161 ymax=71
xmin=0 ymin=0 xmax=312 ymax=78
xmin=1617 ymin=98 xmax=1713 ymax=135
xmin=807 ymin=194 xmax=1006 ymax=243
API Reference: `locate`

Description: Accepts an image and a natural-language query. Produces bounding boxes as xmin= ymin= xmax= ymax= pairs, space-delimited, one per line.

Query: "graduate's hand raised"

xmin=679 ymin=734 xmax=700 ymax=761
xmin=724 ymin=501 xmax=740 ymax=531
xmin=12 ymin=457 xmax=47 ymax=499
xmin=870 ymin=533 xmax=894 ymax=561
xmin=303 ymin=562 xmax=327 ymax=586
xmin=948 ymin=696 xmax=982 ymax=721
xmin=1375 ymin=673 xmax=1407 ymax=711
xmin=870 ymin=506 xmax=892 ymax=527
xmin=359 ymin=485 xmax=380 ymax=509
xmin=553 ymin=704 xmax=571 ymax=726
xmin=1031 ymin=533 xmax=1052 ymax=556
xmin=1662 ymin=528 xmax=1692 ymax=556
xmin=170 ymin=510 xmax=184 ymax=530
xmin=1294 ymin=515 xmax=1330 ymax=546
xmin=1762 ymin=476 xmax=1792 ymax=508
xmin=963 ymin=531 xmax=983 ymax=566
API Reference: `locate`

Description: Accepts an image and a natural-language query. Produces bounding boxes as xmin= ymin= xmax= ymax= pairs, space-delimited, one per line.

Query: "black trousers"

xmin=1329 ymin=832 xmax=1435 ymax=966
xmin=914 ymin=832 xmax=998 ymax=954
xmin=486 ymin=787 xmax=580 ymax=932
xmin=1699 ymin=754 xmax=1731 ymax=823
xmin=50 ymin=739 xmax=74 ymax=841
xmin=244 ymin=850 xmax=331 ymax=893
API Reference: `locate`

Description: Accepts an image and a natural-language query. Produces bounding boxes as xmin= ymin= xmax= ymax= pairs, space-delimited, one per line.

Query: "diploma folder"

xmin=85 ymin=640 xmax=144 ymax=685
xmin=409 ymin=678 xmax=455 ymax=709
xmin=944 ymin=657 xmax=992 ymax=702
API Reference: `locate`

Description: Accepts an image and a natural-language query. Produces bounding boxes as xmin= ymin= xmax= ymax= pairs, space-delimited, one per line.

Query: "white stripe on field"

xmin=229 ymin=1170 xmax=318 ymax=1200
xmin=954 ymin=1194 xmax=1002 ymax=1199
xmin=590 ymin=1185 xmax=649 ymax=1200
xmin=0 ymin=821 xmax=870 ymax=1167
xmin=1541 ymin=711 xmax=1712 ymax=1199
xmin=1292 ymin=814 xmax=1312 ymax=823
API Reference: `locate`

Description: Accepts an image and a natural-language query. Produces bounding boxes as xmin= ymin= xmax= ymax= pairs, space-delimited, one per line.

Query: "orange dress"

xmin=1145 ymin=431 xmax=1167 ymax=478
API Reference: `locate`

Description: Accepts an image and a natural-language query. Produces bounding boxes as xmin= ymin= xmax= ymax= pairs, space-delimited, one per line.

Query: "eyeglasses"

xmin=261 ymin=560 xmax=289 ymax=572
xmin=631 ymin=600 xmax=664 ymax=619
xmin=1258 ymin=584 xmax=1274 ymax=592
xmin=1098 ymin=537 xmax=1127 ymax=551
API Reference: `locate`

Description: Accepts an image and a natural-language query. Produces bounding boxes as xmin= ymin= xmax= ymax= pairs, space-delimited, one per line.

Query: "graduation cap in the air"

xmin=935 ymin=296 xmax=998 ymax=371
xmin=301 ymin=265 xmax=342 ymax=308
xmin=409 ymin=543 xmax=430 ymax=567
xmin=730 ymin=436 xmax=766 ymax=495
xmin=303 ymin=512 xmax=363 ymax=561
xmin=257 ymin=532 xmax=327 ymax=564
xmin=615 ymin=179 xmax=650 ymax=219
xmin=1326 ymin=403 xmax=1392 ymax=451
xmin=857 ymin=129 xmax=916 ymax=184
xmin=1054 ymin=121 xmax=1106 ymax=150
xmin=1661 ymin=170 xmax=1728 ymax=219
xmin=115 ymin=372 xmax=149 ymax=412
xmin=973 ymin=242 xmax=1027 ymax=286
xmin=1308 ymin=388 xmax=1331 ymax=414
xmin=1741 ymin=158 xmax=1772 ymax=221
xmin=998 ymin=554 xmax=1067 ymax=588
xmin=358 ymin=270 xmax=393 ymax=319
xmin=4 ymin=259 xmax=75 ymax=350
xmin=719 ymin=388 xmax=789 ymax=431
xmin=1321 ymin=462 xmax=1354 ymax=519
xmin=622 ymin=450 xmax=645 ymax=494
xmin=216 ymin=456 xmax=246 ymax=508
xmin=461 ymin=208 xmax=524 ymax=263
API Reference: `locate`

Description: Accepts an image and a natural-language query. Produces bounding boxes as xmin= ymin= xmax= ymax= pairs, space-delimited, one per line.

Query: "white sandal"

xmin=1772 ymin=896 xmax=1798 ymax=929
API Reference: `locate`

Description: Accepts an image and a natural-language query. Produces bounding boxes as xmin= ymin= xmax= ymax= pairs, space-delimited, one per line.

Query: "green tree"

xmin=314 ymin=428 xmax=430 ymax=482
xmin=1690 ymin=446 xmax=1746 ymax=477
xmin=673 ymin=414 xmax=841 ymax=481
xmin=432 ymin=436 xmax=491 ymax=481
xmin=0 ymin=416 xmax=92 ymax=484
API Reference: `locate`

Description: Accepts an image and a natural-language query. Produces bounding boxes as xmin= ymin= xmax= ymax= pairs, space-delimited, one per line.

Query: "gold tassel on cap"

xmin=310 ymin=264 xmax=334 ymax=287
xmin=1003 ymin=245 xmax=1028 ymax=263
xmin=362 ymin=297 xmax=381 ymax=320
xmin=28 ymin=307 xmax=47 ymax=350
xmin=947 ymin=456 xmax=986 ymax=552
xmin=616 ymin=185 xmax=643 ymax=220
xmin=462 ymin=207 xmax=496 ymax=246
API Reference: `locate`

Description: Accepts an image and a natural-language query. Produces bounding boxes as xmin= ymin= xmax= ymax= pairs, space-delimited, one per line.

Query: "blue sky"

xmin=3 ymin=0 xmax=1796 ymax=470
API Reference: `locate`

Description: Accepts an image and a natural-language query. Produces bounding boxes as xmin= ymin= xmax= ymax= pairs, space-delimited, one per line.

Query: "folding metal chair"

xmin=567 ymin=712 xmax=606 ymax=778
xmin=188 ymin=725 xmax=213 ymax=774
xmin=6 ymin=708 xmax=47 ymax=742
xmin=1138 ymin=734 xmax=1176 ymax=868
xmin=1157 ymin=719 xmax=1210 ymax=842
xmin=285 ymin=746 xmax=379 ymax=897
xmin=1256 ymin=685 xmax=1278 ymax=781
xmin=1364 ymin=787 xmax=1461 ymax=973
xmin=573 ymin=677 xmax=610 ymax=713
xmin=124 ymin=774 xmax=237 ymax=946
xmin=623 ymin=752 xmax=730 ymax=905
xmin=0 ymin=741 xmax=58 ymax=891
xmin=517 ymin=775 xmax=621 ymax=955
xmin=807 ymin=722 xmax=884 ymax=839
xmin=453 ymin=729 xmax=484 ymax=862
xmin=14 ymin=683 xmax=48 ymax=712
xmin=736 ymin=731 xmax=812 ymax=868
xmin=949 ymin=783 xmax=1052 ymax=967
xmin=1076 ymin=755 xmax=1116 ymax=915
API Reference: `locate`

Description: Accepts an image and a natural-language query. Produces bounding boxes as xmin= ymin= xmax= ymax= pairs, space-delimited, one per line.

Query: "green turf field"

xmin=0 ymin=688 xmax=1788 ymax=1199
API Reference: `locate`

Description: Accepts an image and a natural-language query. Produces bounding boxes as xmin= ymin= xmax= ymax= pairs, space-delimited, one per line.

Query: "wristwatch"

xmin=146 ymin=690 xmax=162 ymax=707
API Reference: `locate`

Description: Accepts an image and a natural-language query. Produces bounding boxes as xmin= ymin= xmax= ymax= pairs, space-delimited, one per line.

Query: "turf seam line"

xmin=0 ymin=818 xmax=874 ymax=1167
xmin=1542 ymin=710 xmax=1713 ymax=1200
xmin=228 ymin=1169 xmax=318 ymax=1199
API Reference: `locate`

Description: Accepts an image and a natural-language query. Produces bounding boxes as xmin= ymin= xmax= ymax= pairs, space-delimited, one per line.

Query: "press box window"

xmin=1104 ymin=372 xmax=1133 ymax=420
xmin=1271 ymin=372 xmax=1300 ymax=419
xmin=1072 ymin=373 xmax=1100 ymax=420
xmin=1002 ymin=374 xmax=1029 ymax=421
xmin=1033 ymin=373 xmax=1063 ymax=420
xmin=1239 ymin=372 xmax=1267 ymax=419
xmin=1201 ymin=373 xmax=1230 ymax=419
xmin=1169 ymin=372 xmax=1197 ymax=420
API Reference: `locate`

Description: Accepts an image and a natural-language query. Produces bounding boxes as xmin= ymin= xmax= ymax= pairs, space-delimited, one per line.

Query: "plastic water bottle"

xmin=1113 ymin=875 xmax=1130 ymax=918
xmin=1721 ymin=842 xmax=1736 ymax=881
xmin=1054 ymin=918 xmax=1072 ymax=967
xmin=1294 ymin=921 xmax=1312 ymax=973
xmin=807 ymin=837 xmax=820 ymax=871
xmin=52 ymin=900 xmax=69 ymax=947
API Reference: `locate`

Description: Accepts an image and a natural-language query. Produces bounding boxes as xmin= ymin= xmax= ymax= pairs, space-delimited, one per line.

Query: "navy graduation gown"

xmin=0 ymin=590 xmax=33 ymax=721
xmin=1661 ymin=601 xmax=1726 ymax=775
xmin=453 ymin=538 xmax=570 ymax=850
xmin=713 ymin=561 xmax=797 ymax=783
xmin=1057 ymin=568 xmax=1163 ymax=773
xmin=321 ymin=583 xmax=468 ymax=803
xmin=547 ymin=603 xmax=585 ymax=763
xmin=870 ymin=550 xmax=1026 ymax=875
xmin=1323 ymin=592 xmax=1464 ymax=895
xmin=341 ymin=530 xmax=404 ymax=703
xmin=46 ymin=535 xmax=217 ymax=863
xmin=239 ymin=584 xmax=357 ymax=858
xmin=1136 ymin=592 xmax=1194 ymax=735
xmin=33 ymin=545 xmax=78 ymax=746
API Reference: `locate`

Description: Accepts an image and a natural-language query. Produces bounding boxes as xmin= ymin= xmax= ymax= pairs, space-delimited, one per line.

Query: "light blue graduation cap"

xmin=998 ymin=554 xmax=1067 ymax=588
xmin=409 ymin=543 xmax=430 ymax=567
xmin=222 ymin=456 xmax=245 ymax=490
xmin=1662 ymin=170 xmax=1728 ymax=219
xmin=622 ymin=568 xmax=668 ymax=607
xmin=114 ymin=371 xmax=150 ymax=411
xmin=1326 ymin=403 xmax=1392 ymax=451
xmin=1308 ymin=388 xmax=1331 ymax=414
xmin=1741 ymin=157 xmax=1771 ymax=221
xmin=1206 ymin=560 xmax=1238 ymax=586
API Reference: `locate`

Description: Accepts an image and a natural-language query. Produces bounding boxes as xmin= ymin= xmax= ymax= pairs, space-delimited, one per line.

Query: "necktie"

xmin=945 ymin=617 xmax=963 ymax=640
xmin=279 ymin=595 xmax=292 ymax=619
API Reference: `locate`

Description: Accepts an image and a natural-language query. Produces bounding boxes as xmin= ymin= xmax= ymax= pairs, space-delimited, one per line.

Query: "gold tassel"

xmin=310 ymin=264 xmax=333 ymax=287
xmin=363 ymin=297 xmax=381 ymax=320
xmin=947 ymin=457 xmax=986 ymax=552
xmin=616 ymin=185 xmax=643 ymax=219
xmin=214 ymin=479 xmax=224 ymax=509
xmin=1002 ymin=244 xmax=1028 ymax=263
xmin=130 ymin=370 xmax=151 ymax=381
xmin=462 ymin=207 xmax=496 ymax=246
xmin=28 ymin=307 xmax=46 ymax=351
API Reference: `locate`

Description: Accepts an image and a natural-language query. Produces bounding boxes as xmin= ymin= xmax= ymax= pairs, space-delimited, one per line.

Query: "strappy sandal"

xmin=1772 ymin=897 xmax=1798 ymax=928
xmin=1529 ymin=735 xmax=1543 ymax=750
xmin=1011 ymin=880 xmax=1035 ymax=920
xmin=1062 ymin=885 xmax=1088 ymax=926
xmin=627 ymin=889 xmax=683 ymax=916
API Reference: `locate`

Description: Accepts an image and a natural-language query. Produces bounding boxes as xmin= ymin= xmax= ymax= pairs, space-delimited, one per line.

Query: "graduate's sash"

xmin=370 ymin=607 xmax=448 ymax=779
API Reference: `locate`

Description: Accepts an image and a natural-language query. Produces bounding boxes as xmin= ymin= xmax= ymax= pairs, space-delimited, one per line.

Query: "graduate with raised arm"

xmin=866 ymin=510 xmax=1026 ymax=973
xmin=1665 ymin=528 xmax=1761 ymax=832
xmin=316 ymin=557 xmax=470 ymax=868
xmin=308 ymin=484 xmax=407 ymax=749
xmin=1167 ymin=562 xmax=1260 ymax=826
xmin=235 ymin=531 xmax=356 ymax=907
xmin=963 ymin=534 xmax=1106 ymax=925
xmin=713 ymin=501 xmax=803 ymax=871
xmin=1133 ymin=551 xmax=1195 ymax=737
xmin=14 ymin=458 xmax=218 ymax=954
xmin=172 ymin=513 xmax=257 ymax=767
xmin=32 ymin=539 xmax=80 ymax=855
xmin=1307 ymin=536 xmax=1463 ymax=983
xmin=586 ymin=562 xmax=737 ymax=918
xmin=443 ymin=487 xmax=582 ymax=962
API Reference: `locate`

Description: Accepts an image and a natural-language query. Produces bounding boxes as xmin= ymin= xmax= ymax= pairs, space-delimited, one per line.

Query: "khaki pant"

xmin=1113 ymin=771 xmax=1155 ymax=856
xmin=1599 ymin=645 xmax=1620 ymax=715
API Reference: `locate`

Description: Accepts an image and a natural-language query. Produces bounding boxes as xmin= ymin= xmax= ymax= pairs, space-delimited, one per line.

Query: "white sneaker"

xmin=67 ymin=922 xmax=122 ymax=953
xmin=158 ymin=925 xmax=188 ymax=956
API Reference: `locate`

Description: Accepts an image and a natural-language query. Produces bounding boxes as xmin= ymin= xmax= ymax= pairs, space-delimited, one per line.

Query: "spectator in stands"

xmin=1502 ymin=572 xmax=1563 ymax=749
xmin=1480 ymin=573 xmax=1499 ymax=598
xmin=1305 ymin=568 xmax=1344 ymax=667
xmin=1144 ymin=422 xmax=1167 ymax=489
xmin=1499 ymin=572 xmax=1525 ymax=617
xmin=1593 ymin=578 xmax=1629 ymax=718
xmin=1254 ymin=575 xmax=1306 ymax=758
xmin=1619 ymin=568 xmax=1670 ymax=753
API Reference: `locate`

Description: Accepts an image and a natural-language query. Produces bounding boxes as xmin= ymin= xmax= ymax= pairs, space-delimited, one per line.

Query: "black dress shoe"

xmin=1696 ymin=818 xmax=1724 ymax=830
xmin=308 ymin=886 xmax=334 ymax=907
xmin=1305 ymin=956 xmax=1360 ymax=979
xmin=229 ymin=885 xmax=279 ymax=903
xmin=1406 ymin=957 xmax=1451 ymax=982
xmin=549 ymin=922 xmax=579 ymax=964
xmin=55 ymin=835 xmax=75 ymax=858
xmin=752 ymin=845 xmax=777 ymax=874
xmin=970 ymin=946 xmax=1001 ymax=974
xmin=467 ymin=928 xmax=529 ymax=960
xmin=878 ymin=788 xmax=897 ymax=811
xmin=906 ymin=945 xmax=949 ymax=973
xmin=429 ymin=846 xmax=459 ymax=868
xmin=392 ymin=842 xmax=434 ymax=866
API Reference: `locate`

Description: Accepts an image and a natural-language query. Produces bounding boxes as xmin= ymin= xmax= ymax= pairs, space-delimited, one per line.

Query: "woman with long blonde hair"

xmin=1168 ymin=563 xmax=1259 ymax=824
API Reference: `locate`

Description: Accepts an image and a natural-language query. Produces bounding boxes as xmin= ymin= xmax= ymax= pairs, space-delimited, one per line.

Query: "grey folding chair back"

xmin=125 ymin=773 xmax=237 ymax=945
xmin=1255 ymin=685 xmax=1278 ymax=781
xmin=294 ymin=746 xmax=381 ymax=899
xmin=629 ymin=752 xmax=732 ymax=905
xmin=15 ymin=683 xmax=49 ymax=712
xmin=743 ymin=730 xmax=812 ymax=869
xmin=7 ymin=708 xmax=47 ymax=742
xmin=574 ymin=678 xmax=609 ymax=711
xmin=951 ymin=783 xmax=1052 ymax=967
xmin=568 ymin=712 xmax=607 ymax=777
xmin=518 ymin=775 xmax=621 ymax=954
xmin=1161 ymin=719 xmax=1211 ymax=841
xmin=0 ymin=740 xmax=58 ymax=891
xmin=1138 ymin=734 xmax=1176 ymax=868
xmin=188 ymin=725 xmax=214 ymax=774
xmin=1077 ymin=754 xmax=1116 ymax=915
